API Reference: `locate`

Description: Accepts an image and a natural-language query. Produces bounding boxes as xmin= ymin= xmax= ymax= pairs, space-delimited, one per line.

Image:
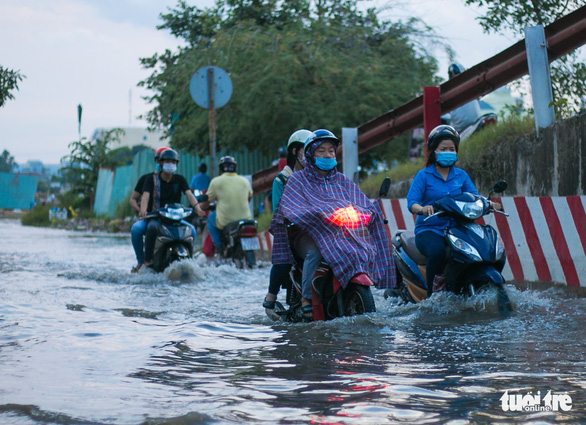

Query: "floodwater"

xmin=0 ymin=219 xmax=584 ymax=425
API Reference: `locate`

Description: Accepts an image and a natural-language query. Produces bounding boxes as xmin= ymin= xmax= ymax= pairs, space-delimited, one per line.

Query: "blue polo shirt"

xmin=407 ymin=165 xmax=478 ymax=236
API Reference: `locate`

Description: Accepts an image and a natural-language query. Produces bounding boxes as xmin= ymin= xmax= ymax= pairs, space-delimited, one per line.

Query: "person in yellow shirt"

xmin=206 ymin=155 xmax=253 ymax=252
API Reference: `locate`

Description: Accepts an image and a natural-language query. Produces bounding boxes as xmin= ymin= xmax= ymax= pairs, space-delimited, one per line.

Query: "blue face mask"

xmin=435 ymin=151 xmax=457 ymax=167
xmin=314 ymin=157 xmax=337 ymax=171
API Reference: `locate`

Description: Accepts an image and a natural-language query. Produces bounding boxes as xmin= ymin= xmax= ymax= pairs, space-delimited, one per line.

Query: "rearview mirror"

xmin=493 ymin=180 xmax=508 ymax=194
xmin=379 ymin=177 xmax=391 ymax=198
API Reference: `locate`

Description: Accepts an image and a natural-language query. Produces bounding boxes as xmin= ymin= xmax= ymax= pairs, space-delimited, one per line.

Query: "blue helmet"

xmin=304 ymin=129 xmax=340 ymax=152
xmin=448 ymin=62 xmax=465 ymax=79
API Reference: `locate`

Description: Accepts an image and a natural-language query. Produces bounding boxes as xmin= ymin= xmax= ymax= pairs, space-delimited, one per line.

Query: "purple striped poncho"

xmin=270 ymin=162 xmax=396 ymax=289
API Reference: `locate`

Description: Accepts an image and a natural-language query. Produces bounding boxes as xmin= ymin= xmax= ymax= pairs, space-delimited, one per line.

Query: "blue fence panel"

xmin=0 ymin=173 xmax=39 ymax=210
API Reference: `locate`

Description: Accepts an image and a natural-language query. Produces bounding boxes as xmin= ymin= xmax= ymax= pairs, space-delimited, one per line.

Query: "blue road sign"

xmin=190 ymin=66 xmax=232 ymax=109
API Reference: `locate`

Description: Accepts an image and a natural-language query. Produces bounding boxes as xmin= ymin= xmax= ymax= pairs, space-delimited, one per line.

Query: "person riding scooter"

xmin=129 ymin=146 xmax=168 ymax=273
xmin=140 ymin=149 xmax=205 ymax=268
xmin=446 ymin=63 xmax=483 ymax=134
xmin=263 ymin=128 xmax=311 ymax=310
xmin=205 ymin=156 xmax=253 ymax=255
xmin=270 ymin=129 xmax=396 ymax=320
xmin=406 ymin=124 xmax=501 ymax=297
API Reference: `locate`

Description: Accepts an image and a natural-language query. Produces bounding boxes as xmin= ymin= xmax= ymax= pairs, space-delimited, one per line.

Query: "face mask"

xmin=314 ymin=157 xmax=337 ymax=171
xmin=435 ymin=151 xmax=457 ymax=167
xmin=162 ymin=163 xmax=177 ymax=174
xmin=155 ymin=164 xmax=161 ymax=172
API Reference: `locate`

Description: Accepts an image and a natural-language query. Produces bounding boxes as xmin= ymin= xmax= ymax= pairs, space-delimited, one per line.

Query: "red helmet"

xmin=154 ymin=147 xmax=170 ymax=160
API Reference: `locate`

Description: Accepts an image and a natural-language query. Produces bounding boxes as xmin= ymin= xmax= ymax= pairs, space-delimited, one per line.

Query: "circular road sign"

xmin=190 ymin=66 xmax=232 ymax=109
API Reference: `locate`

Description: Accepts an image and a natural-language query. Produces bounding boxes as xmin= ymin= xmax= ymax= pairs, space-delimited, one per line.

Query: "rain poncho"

xmin=270 ymin=142 xmax=395 ymax=289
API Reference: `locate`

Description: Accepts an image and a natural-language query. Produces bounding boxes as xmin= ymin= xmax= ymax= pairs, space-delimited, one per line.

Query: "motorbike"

xmin=460 ymin=113 xmax=498 ymax=141
xmin=219 ymin=219 xmax=259 ymax=268
xmin=196 ymin=193 xmax=259 ymax=268
xmin=267 ymin=178 xmax=392 ymax=322
xmin=145 ymin=203 xmax=195 ymax=272
xmin=389 ymin=180 xmax=513 ymax=312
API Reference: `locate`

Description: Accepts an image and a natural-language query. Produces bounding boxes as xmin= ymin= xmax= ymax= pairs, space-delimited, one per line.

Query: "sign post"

xmin=190 ymin=66 xmax=232 ymax=178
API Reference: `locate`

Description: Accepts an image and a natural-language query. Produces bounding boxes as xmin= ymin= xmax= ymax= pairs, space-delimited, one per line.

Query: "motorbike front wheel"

xmin=343 ymin=283 xmax=376 ymax=316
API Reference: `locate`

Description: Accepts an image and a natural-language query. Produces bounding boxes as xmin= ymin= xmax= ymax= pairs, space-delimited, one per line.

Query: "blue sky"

xmin=0 ymin=0 xmax=521 ymax=164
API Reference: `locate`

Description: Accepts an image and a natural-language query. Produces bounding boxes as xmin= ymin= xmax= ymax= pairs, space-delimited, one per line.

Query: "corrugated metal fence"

xmin=0 ymin=173 xmax=39 ymax=210
xmin=94 ymin=149 xmax=273 ymax=217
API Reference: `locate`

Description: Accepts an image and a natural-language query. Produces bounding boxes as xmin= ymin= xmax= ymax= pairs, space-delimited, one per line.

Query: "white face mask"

xmin=162 ymin=163 xmax=177 ymax=174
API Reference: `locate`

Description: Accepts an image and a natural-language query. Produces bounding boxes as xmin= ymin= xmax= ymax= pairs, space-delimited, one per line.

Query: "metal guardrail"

xmin=252 ymin=5 xmax=586 ymax=194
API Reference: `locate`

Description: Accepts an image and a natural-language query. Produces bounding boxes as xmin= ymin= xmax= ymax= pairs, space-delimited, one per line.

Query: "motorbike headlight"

xmin=495 ymin=236 xmax=505 ymax=259
xmin=164 ymin=208 xmax=187 ymax=220
xmin=455 ymin=199 xmax=485 ymax=219
xmin=448 ymin=234 xmax=482 ymax=262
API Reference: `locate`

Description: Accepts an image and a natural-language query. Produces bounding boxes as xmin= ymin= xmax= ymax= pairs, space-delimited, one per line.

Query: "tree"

xmin=463 ymin=0 xmax=586 ymax=117
xmin=60 ymin=129 xmax=125 ymax=207
xmin=139 ymin=0 xmax=442 ymax=164
xmin=0 ymin=149 xmax=16 ymax=172
xmin=0 ymin=66 xmax=25 ymax=108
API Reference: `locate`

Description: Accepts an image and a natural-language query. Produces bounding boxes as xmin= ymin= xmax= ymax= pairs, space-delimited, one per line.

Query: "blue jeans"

xmin=293 ymin=233 xmax=322 ymax=300
xmin=130 ymin=219 xmax=147 ymax=264
xmin=207 ymin=211 xmax=222 ymax=247
xmin=415 ymin=231 xmax=446 ymax=296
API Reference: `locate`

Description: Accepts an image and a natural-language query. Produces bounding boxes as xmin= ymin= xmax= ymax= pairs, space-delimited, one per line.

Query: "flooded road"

xmin=0 ymin=219 xmax=584 ymax=424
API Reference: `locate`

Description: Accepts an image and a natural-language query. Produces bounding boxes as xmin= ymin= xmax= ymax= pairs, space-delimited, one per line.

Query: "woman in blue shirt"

xmin=407 ymin=125 xmax=499 ymax=297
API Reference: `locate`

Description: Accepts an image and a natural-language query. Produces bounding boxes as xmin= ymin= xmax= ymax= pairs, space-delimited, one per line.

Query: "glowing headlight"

xmin=162 ymin=208 xmax=187 ymax=220
xmin=455 ymin=199 xmax=484 ymax=219
xmin=495 ymin=236 xmax=505 ymax=259
xmin=448 ymin=234 xmax=482 ymax=261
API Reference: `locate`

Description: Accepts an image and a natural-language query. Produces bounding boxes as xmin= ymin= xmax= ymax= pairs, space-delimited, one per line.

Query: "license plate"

xmin=240 ymin=237 xmax=260 ymax=251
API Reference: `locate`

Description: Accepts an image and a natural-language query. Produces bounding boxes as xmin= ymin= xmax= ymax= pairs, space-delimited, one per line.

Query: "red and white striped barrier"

xmin=257 ymin=196 xmax=586 ymax=287
xmin=381 ymin=196 xmax=586 ymax=288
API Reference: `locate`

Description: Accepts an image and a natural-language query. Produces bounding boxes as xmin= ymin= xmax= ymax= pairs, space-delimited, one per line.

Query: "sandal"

xmin=263 ymin=295 xmax=276 ymax=309
xmin=300 ymin=304 xmax=313 ymax=322
xmin=131 ymin=264 xmax=142 ymax=273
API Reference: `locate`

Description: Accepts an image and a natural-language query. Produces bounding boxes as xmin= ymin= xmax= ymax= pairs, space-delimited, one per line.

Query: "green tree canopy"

xmin=0 ymin=149 xmax=16 ymax=173
xmin=464 ymin=0 xmax=586 ymax=117
xmin=139 ymin=0 xmax=441 ymax=164
xmin=0 ymin=66 xmax=25 ymax=108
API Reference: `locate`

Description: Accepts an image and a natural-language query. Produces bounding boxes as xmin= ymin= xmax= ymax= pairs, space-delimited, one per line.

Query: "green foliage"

xmin=140 ymin=0 xmax=441 ymax=166
xmin=256 ymin=210 xmax=273 ymax=232
xmin=0 ymin=66 xmax=25 ymax=108
xmin=60 ymin=129 xmax=125 ymax=205
xmin=463 ymin=0 xmax=586 ymax=118
xmin=115 ymin=193 xmax=135 ymax=219
xmin=0 ymin=149 xmax=16 ymax=172
xmin=458 ymin=114 xmax=535 ymax=182
xmin=21 ymin=205 xmax=51 ymax=227
xmin=359 ymin=159 xmax=423 ymax=197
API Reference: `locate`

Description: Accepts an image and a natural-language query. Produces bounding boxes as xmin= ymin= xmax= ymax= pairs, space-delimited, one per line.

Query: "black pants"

xmin=267 ymin=263 xmax=291 ymax=296
xmin=415 ymin=231 xmax=446 ymax=296
xmin=144 ymin=219 xmax=160 ymax=263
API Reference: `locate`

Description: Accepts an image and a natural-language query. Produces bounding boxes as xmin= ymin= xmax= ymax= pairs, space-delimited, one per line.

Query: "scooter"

xmin=195 ymin=193 xmax=259 ymax=268
xmin=145 ymin=203 xmax=195 ymax=272
xmin=219 ymin=219 xmax=259 ymax=268
xmin=267 ymin=178 xmax=392 ymax=322
xmin=389 ymin=180 xmax=512 ymax=312
xmin=460 ymin=113 xmax=498 ymax=141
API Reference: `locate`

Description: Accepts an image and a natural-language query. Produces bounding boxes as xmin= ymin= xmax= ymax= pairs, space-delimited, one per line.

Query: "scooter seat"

xmin=399 ymin=231 xmax=427 ymax=266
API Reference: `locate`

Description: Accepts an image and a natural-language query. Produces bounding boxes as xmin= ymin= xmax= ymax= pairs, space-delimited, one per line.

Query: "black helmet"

xmin=219 ymin=155 xmax=237 ymax=173
xmin=448 ymin=62 xmax=465 ymax=79
xmin=159 ymin=149 xmax=180 ymax=162
xmin=427 ymin=125 xmax=460 ymax=152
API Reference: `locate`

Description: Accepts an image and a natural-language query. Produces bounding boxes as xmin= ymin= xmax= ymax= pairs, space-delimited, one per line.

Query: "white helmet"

xmin=287 ymin=129 xmax=312 ymax=148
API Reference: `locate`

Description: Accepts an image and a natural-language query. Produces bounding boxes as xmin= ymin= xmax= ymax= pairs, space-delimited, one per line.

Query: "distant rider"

xmin=446 ymin=63 xmax=482 ymax=133
xmin=206 ymin=156 xmax=253 ymax=255
xmin=407 ymin=125 xmax=501 ymax=296
xmin=263 ymin=129 xmax=311 ymax=310
xmin=129 ymin=146 xmax=168 ymax=273
xmin=271 ymin=129 xmax=395 ymax=320
xmin=190 ymin=163 xmax=211 ymax=193
xmin=140 ymin=149 xmax=205 ymax=268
